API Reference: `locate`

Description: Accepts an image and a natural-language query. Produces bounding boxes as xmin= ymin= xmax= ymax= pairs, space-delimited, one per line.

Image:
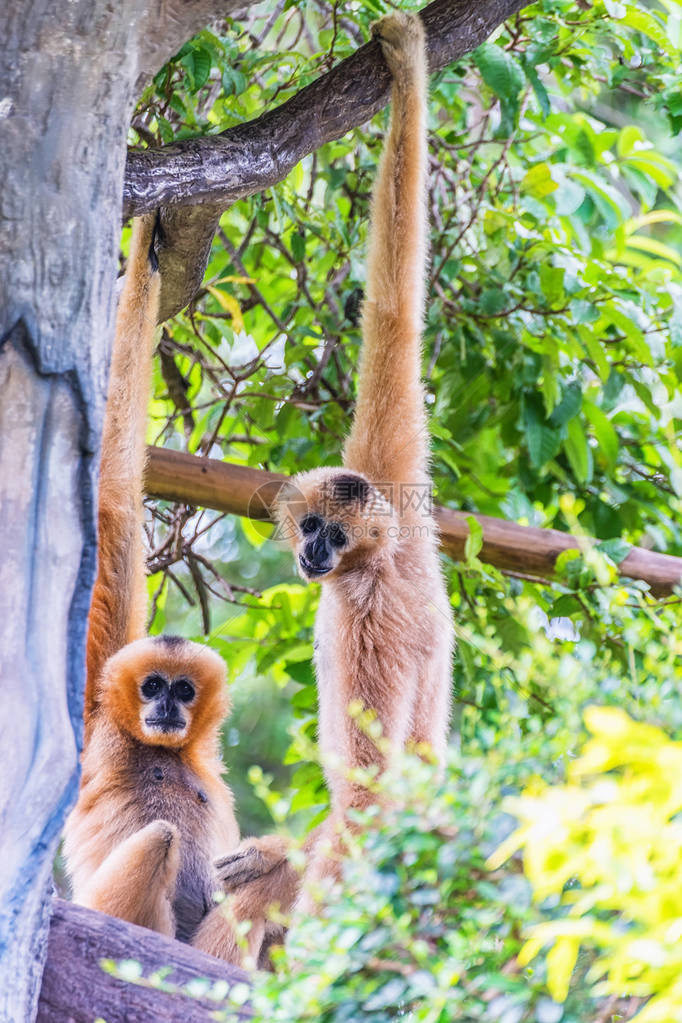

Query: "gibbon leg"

xmin=76 ymin=819 xmax=180 ymax=936
xmin=193 ymin=836 xmax=299 ymax=967
xmin=193 ymin=901 xmax=265 ymax=968
xmin=409 ymin=641 xmax=452 ymax=761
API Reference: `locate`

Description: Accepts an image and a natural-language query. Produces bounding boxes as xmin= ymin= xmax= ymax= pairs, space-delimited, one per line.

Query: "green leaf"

xmin=540 ymin=264 xmax=565 ymax=306
xmin=596 ymin=538 xmax=632 ymax=565
xmin=465 ymin=516 xmax=483 ymax=563
xmin=564 ymin=417 xmax=592 ymax=486
xmin=479 ymin=288 xmax=509 ymax=315
xmin=192 ymin=47 xmax=212 ymax=90
xmin=525 ymin=64 xmax=550 ymax=118
xmin=522 ymin=164 xmax=558 ymax=200
xmin=525 ymin=399 xmax=561 ymax=468
xmin=475 ymin=43 xmax=524 ymax=101
xmin=622 ymin=7 xmax=674 ymax=55
xmin=291 ymin=231 xmax=305 ymax=261
xmin=584 ymin=401 xmax=618 ymax=469
xmin=549 ymin=382 xmax=582 ymax=429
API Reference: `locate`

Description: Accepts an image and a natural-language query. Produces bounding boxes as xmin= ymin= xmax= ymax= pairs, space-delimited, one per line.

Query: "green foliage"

xmin=130 ymin=0 xmax=682 ymax=1013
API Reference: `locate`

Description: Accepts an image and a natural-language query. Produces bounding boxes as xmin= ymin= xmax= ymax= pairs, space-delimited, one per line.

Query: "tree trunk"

xmin=0 ymin=2 xmax=252 ymax=1018
xmin=145 ymin=447 xmax=682 ymax=595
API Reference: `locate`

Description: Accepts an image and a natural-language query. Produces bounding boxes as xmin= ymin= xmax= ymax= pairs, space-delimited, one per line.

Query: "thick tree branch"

xmin=145 ymin=448 xmax=682 ymax=597
xmin=37 ymin=900 xmax=251 ymax=1023
xmin=124 ymin=0 xmax=529 ymax=319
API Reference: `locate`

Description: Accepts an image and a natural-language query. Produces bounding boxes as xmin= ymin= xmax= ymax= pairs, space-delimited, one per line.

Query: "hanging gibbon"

xmin=63 ymin=216 xmax=291 ymax=963
xmin=281 ymin=10 xmax=453 ymax=892
xmin=220 ymin=10 xmax=454 ymax=908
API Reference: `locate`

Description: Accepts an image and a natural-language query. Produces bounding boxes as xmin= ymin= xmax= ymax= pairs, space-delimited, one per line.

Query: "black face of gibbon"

xmin=298 ymin=514 xmax=347 ymax=577
xmin=140 ymin=674 xmax=196 ymax=732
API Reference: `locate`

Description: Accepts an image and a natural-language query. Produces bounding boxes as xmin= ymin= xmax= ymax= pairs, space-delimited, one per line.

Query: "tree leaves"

xmin=474 ymin=42 xmax=525 ymax=133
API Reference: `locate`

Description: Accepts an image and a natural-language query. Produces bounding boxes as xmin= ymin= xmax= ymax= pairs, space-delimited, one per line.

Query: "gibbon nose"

xmin=307 ymin=535 xmax=331 ymax=568
xmin=158 ymin=689 xmax=180 ymax=721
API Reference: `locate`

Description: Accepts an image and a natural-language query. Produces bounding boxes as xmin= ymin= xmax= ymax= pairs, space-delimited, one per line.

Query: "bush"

xmin=491 ymin=707 xmax=682 ymax=1022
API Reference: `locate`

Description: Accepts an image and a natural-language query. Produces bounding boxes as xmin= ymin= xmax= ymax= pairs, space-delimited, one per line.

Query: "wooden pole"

xmin=145 ymin=447 xmax=682 ymax=596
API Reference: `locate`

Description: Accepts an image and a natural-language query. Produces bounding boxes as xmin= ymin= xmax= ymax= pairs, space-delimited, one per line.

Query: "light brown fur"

xmin=63 ymin=218 xmax=246 ymax=953
xmin=276 ymin=12 xmax=454 ymax=897
xmin=193 ymin=835 xmax=299 ymax=967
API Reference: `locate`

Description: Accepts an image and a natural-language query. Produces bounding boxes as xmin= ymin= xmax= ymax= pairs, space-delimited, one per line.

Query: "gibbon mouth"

xmin=299 ymin=554 xmax=332 ymax=577
xmin=145 ymin=717 xmax=185 ymax=731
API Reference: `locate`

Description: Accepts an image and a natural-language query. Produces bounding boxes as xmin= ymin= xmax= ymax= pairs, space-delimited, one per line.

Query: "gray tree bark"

xmin=0 ymin=2 xmax=253 ymax=1019
xmin=38 ymin=901 xmax=251 ymax=1022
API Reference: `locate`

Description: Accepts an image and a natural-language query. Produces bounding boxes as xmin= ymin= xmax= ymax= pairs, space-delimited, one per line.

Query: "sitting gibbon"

xmin=63 ymin=217 xmax=288 ymax=963
xmin=219 ymin=11 xmax=454 ymax=909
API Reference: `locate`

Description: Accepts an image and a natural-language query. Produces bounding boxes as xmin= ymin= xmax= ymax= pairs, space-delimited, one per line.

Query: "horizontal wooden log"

xmin=38 ymin=900 xmax=250 ymax=1023
xmin=145 ymin=447 xmax=682 ymax=596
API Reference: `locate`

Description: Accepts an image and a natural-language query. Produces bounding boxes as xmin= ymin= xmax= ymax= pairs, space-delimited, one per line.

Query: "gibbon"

xmin=204 ymin=10 xmax=451 ymax=916
xmin=275 ymin=11 xmax=454 ymax=892
xmin=63 ymin=216 xmax=274 ymax=962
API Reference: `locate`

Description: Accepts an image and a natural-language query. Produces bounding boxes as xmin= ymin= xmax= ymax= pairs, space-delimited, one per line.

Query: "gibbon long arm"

xmin=343 ymin=20 xmax=429 ymax=492
xmin=84 ymin=215 xmax=160 ymax=729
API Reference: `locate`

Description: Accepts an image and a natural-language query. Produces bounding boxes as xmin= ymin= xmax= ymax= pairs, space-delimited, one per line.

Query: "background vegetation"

xmin=124 ymin=0 xmax=682 ymax=1017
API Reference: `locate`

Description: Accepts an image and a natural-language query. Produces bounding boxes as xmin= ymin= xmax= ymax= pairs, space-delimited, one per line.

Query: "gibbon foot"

xmin=372 ymin=11 xmax=425 ymax=78
xmin=196 ymin=836 xmax=300 ymax=967
xmin=215 ymin=847 xmax=269 ymax=890
xmin=215 ymin=834 xmax=292 ymax=890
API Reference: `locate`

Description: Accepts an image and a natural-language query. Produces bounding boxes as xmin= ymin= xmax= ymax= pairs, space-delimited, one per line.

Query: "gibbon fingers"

xmin=276 ymin=10 xmax=454 ymax=898
xmin=63 ymin=216 xmax=275 ymax=965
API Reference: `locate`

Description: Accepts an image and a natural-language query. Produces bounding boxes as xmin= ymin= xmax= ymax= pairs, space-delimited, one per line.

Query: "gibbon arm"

xmin=85 ymin=215 xmax=160 ymax=728
xmin=343 ymin=14 xmax=429 ymax=491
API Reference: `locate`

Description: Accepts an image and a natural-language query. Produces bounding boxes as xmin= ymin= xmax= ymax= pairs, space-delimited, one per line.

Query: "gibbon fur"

xmin=275 ymin=10 xmax=454 ymax=893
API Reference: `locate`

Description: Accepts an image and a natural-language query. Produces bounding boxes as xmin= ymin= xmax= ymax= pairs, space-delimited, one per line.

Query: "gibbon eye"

xmin=141 ymin=675 xmax=164 ymax=700
xmin=328 ymin=523 xmax=347 ymax=549
xmin=174 ymin=679 xmax=195 ymax=703
xmin=300 ymin=514 xmax=322 ymax=535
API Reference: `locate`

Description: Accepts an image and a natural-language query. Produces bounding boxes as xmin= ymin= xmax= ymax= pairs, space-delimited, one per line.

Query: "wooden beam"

xmin=145 ymin=447 xmax=682 ymax=597
xmin=38 ymin=900 xmax=250 ymax=1023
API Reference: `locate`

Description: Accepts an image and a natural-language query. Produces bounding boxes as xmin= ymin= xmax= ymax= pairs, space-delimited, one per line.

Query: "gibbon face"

xmin=277 ymin=468 xmax=398 ymax=582
xmin=99 ymin=635 xmax=228 ymax=748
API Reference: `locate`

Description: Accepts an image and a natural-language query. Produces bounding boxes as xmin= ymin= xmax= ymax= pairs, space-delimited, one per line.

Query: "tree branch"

xmin=124 ymin=0 xmax=529 ymax=319
xmin=37 ymin=900 xmax=251 ymax=1023
xmin=144 ymin=448 xmax=682 ymax=597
